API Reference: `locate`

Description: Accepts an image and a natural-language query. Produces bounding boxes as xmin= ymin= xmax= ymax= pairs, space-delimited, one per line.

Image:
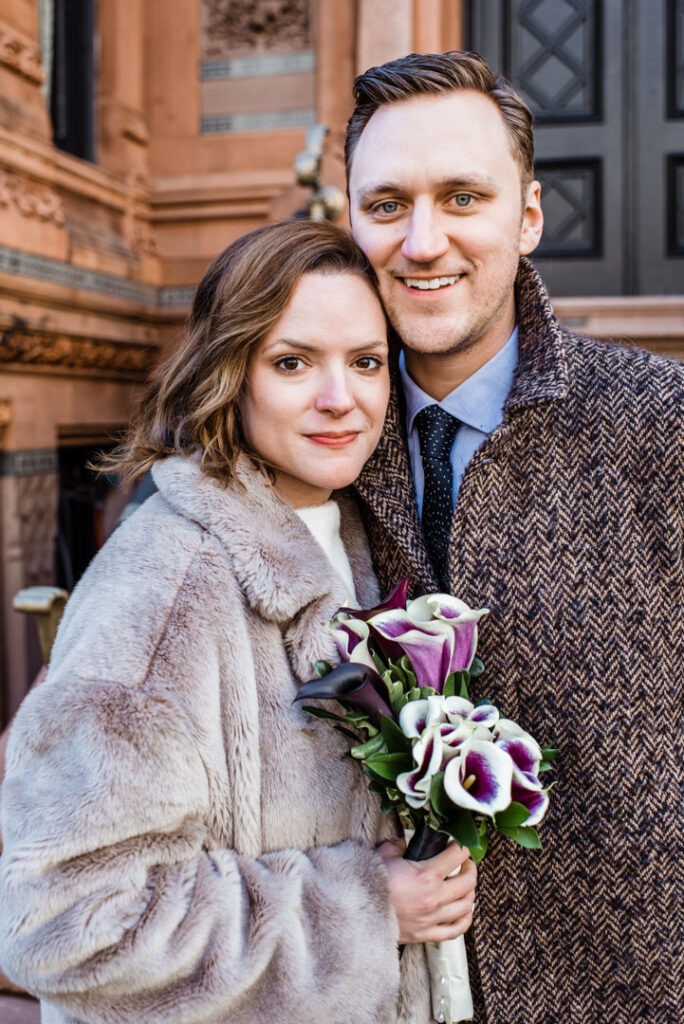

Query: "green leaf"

xmin=469 ymin=657 xmax=485 ymax=677
xmin=429 ymin=771 xmax=450 ymax=819
xmin=370 ymin=648 xmax=388 ymax=675
xmin=474 ymin=697 xmax=492 ymax=707
xmin=380 ymin=714 xmax=412 ymax=753
xmin=494 ymin=802 xmax=531 ymax=829
xmin=418 ymin=685 xmax=438 ymax=698
xmin=399 ymin=656 xmax=417 ymax=689
xmin=498 ymin=825 xmax=542 ymax=850
xmin=300 ymin=705 xmax=349 ymax=724
xmin=364 ymin=752 xmax=413 ymax=781
xmin=444 ymin=808 xmax=480 ymax=849
xmin=452 ymin=670 xmax=470 ymax=700
xmin=443 ymin=672 xmax=457 ymax=697
xmin=314 ymin=660 xmax=332 ymax=677
xmin=350 ymin=733 xmax=386 ymax=760
xmin=334 ymin=725 xmax=362 ymax=742
xmin=387 ymin=661 xmax=408 ymax=686
xmin=541 ymin=747 xmax=560 ymax=762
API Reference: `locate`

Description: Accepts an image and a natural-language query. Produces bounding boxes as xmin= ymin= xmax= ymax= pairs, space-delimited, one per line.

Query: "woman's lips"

xmin=306 ymin=432 xmax=360 ymax=447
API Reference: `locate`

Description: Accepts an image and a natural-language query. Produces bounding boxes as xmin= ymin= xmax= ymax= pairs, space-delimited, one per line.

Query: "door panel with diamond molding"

xmin=468 ymin=0 xmax=684 ymax=296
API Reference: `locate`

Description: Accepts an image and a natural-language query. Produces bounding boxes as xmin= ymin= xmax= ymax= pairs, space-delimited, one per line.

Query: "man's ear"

xmin=519 ymin=179 xmax=544 ymax=256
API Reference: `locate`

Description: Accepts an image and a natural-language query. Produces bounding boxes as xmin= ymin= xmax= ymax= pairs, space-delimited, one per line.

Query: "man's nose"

xmin=315 ymin=368 xmax=355 ymax=416
xmin=401 ymin=204 xmax=450 ymax=264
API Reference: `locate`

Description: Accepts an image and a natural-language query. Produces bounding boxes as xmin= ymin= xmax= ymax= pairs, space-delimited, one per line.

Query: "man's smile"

xmin=400 ymin=274 xmax=464 ymax=291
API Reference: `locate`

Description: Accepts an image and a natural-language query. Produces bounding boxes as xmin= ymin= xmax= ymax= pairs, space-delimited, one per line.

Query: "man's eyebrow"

xmin=354 ymin=175 xmax=498 ymax=204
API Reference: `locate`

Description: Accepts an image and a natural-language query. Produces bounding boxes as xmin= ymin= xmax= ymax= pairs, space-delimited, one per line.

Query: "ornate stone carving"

xmin=0 ymin=25 xmax=44 ymax=84
xmin=134 ymin=223 xmax=159 ymax=256
xmin=0 ymin=172 xmax=65 ymax=226
xmin=0 ymin=326 xmax=154 ymax=378
xmin=202 ymin=0 xmax=311 ymax=59
xmin=16 ymin=473 xmax=59 ymax=587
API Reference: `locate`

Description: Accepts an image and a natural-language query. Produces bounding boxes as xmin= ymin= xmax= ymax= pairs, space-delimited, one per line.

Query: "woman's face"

xmin=240 ymin=271 xmax=389 ymax=507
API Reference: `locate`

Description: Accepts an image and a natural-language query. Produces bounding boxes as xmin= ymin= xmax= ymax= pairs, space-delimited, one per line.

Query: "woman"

xmin=0 ymin=221 xmax=475 ymax=1024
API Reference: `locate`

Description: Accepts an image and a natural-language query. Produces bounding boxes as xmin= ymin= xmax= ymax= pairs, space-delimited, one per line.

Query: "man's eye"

xmin=275 ymin=356 xmax=304 ymax=372
xmin=376 ymin=200 xmax=400 ymax=215
xmin=453 ymin=193 xmax=474 ymax=208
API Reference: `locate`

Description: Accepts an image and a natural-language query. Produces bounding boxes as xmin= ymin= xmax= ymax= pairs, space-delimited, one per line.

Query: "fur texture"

xmin=0 ymin=456 xmax=431 ymax=1023
xmin=355 ymin=258 xmax=684 ymax=1024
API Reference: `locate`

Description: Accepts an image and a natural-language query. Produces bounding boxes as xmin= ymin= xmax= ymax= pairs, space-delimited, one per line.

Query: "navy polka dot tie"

xmin=415 ymin=404 xmax=460 ymax=588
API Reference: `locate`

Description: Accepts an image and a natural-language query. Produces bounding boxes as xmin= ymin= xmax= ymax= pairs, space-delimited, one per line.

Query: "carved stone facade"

xmin=201 ymin=0 xmax=312 ymax=60
xmin=0 ymin=171 xmax=65 ymax=227
xmin=0 ymin=327 xmax=154 ymax=378
xmin=16 ymin=472 xmax=59 ymax=588
xmin=0 ymin=24 xmax=44 ymax=84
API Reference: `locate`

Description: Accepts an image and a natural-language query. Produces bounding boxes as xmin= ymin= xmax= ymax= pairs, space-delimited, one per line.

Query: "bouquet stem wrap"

xmin=406 ymin=821 xmax=473 ymax=1024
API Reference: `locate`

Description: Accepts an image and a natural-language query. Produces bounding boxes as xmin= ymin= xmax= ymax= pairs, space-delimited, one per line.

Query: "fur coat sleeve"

xmin=0 ymin=457 xmax=428 ymax=1024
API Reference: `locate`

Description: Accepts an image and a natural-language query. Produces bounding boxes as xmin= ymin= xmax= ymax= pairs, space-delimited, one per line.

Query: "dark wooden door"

xmin=467 ymin=0 xmax=684 ymax=296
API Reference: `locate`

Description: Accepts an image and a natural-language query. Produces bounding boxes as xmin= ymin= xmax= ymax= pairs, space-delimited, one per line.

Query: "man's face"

xmin=348 ymin=90 xmax=543 ymax=360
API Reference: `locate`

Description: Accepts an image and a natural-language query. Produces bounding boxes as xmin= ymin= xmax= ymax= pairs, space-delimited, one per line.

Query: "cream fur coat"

xmin=0 ymin=456 xmax=430 ymax=1024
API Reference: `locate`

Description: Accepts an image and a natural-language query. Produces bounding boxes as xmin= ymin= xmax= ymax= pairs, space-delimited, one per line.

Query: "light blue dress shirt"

xmin=399 ymin=327 xmax=519 ymax=516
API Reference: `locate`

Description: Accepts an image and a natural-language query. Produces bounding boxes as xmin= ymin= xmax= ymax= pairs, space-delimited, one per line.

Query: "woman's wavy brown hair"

xmin=101 ymin=219 xmax=379 ymax=487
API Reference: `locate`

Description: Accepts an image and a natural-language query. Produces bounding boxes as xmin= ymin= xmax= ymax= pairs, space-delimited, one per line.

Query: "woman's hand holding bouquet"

xmin=295 ymin=580 xmax=557 ymax=1024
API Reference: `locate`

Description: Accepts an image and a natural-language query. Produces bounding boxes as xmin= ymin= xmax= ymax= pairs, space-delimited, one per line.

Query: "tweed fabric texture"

xmin=415 ymin=404 xmax=461 ymax=587
xmin=355 ymin=257 xmax=684 ymax=1024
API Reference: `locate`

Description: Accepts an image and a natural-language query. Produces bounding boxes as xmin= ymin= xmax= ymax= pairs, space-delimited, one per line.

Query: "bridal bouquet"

xmin=295 ymin=580 xmax=556 ymax=1024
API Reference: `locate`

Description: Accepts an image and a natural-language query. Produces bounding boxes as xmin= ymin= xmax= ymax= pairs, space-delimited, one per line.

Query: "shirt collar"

xmin=399 ymin=326 xmax=519 ymax=435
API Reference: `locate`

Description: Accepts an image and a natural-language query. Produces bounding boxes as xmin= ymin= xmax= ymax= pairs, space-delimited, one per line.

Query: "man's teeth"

xmin=403 ymin=276 xmax=461 ymax=290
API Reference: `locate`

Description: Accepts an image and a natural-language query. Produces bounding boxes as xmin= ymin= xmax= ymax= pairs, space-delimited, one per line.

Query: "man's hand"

xmin=377 ymin=838 xmax=477 ymax=944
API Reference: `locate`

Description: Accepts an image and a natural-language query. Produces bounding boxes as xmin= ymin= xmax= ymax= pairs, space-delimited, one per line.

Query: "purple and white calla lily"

xmin=397 ymin=725 xmax=444 ymax=809
xmin=328 ymin=617 xmax=377 ymax=672
xmin=399 ymin=695 xmax=447 ymax=737
xmin=443 ymin=739 xmax=513 ymax=816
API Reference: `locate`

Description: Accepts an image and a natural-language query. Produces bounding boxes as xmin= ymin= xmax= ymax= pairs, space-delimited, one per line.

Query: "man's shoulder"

xmin=562 ymin=328 xmax=684 ymax=414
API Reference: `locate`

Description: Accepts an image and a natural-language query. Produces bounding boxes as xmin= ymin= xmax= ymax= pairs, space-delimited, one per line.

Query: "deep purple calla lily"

xmin=294 ymin=662 xmax=395 ymax=726
xmin=337 ymin=578 xmax=411 ymax=621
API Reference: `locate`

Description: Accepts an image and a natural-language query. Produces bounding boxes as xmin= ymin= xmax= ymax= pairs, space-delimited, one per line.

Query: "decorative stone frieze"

xmin=202 ymin=0 xmax=311 ymax=59
xmin=0 ymin=25 xmax=44 ymax=84
xmin=16 ymin=472 xmax=59 ymax=586
xmin=0 ymin=326 xmax=154 ymax=377
xmin=0 ymin=172 xmax=65 ymax=226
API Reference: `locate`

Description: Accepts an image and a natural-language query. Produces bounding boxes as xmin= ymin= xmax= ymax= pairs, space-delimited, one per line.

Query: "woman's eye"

xmin=354 ymin=355 xmax=383 ymax=371
xmin=275 ymin=356 xmax=304 ymax=372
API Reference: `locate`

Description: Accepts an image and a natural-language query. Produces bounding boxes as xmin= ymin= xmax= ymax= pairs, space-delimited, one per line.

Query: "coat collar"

xmin=152 ymin=455 xmax=374 ymax=631
xmin=354 ymin=257 xmax=570 ymax=582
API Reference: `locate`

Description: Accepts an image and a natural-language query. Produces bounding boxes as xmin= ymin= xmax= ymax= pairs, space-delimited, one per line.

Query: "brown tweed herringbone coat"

xmin=354 ymin=258 xmax=684 ymax=1024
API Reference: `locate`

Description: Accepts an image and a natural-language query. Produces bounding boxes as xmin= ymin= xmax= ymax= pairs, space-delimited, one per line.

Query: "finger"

xmin=439 ymin=869 xmax=477 ymax=906
xmin=423 ymin=894 xmax=476 ymax=930
xmin=424 ymin=841 xmax=472 ymax=876
xmin=427 ymin=912 xmax=474 ymax=943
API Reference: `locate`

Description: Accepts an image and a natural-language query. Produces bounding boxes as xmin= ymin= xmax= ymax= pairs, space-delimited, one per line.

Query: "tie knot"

xmin=415 ymin=404 xmax=460 ymax=461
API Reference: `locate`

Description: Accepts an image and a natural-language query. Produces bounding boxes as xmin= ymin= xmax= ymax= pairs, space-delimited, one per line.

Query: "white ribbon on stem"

xmin=405 ymin=831 xmax=473 ymax=1023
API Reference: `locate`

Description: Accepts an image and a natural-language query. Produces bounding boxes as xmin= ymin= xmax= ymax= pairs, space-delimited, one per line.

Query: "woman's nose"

xmin=315 ymin=370 xmax=355 ymax=416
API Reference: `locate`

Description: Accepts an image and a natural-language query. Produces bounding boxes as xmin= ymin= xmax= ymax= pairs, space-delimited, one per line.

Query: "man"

xmin=346 ymin=51 xmax=684 ymax=1024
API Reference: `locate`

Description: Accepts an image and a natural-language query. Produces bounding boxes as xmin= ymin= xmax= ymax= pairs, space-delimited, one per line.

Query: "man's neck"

xmin=403 ymin=317 xmax=517 ymax=401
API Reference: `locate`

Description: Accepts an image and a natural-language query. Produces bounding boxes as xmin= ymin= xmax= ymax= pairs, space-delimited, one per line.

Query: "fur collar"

xmin=151 ymin=455 xmax=379 ymax=680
